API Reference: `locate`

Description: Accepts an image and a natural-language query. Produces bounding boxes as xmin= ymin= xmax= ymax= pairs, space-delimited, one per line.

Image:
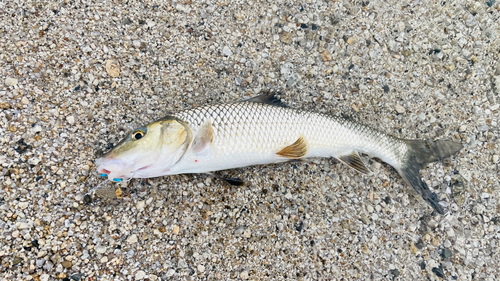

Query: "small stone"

xmin=493 ymin=155 xmax=498 ymax=164
xmin=410 ymin=243 xmax=418 ymax=254
xmin=5 ymin=77 xmax=18 ymax=86
xmin=71 ymin=273 xmax=84 ymax=281
xmin=173 ymin=225 xmax=180 ymax=235
xmin=389 ymin=269 xmax=400 ymax=278
xmin=197 ymin=264 xmax=205 ymax=273
xmin=40 ymin=274 xmax=49 ymax=281
xmin=234 ymin=11 xmax=245 ymax=20
xmin=388 ymin=40 xmax=397 ymax=51
xmin=320 ymin=50 xmax=332 ymax=61
xmin=222 ymin=46 xmax=233 ymax=56
xmin=465 ymin=14 xmax=477 ymax=27
xmin=18 ymin=202 xmax=29 ymax=209
xmin=100 ymin=256 xmax=108 ymax=263
xmin=395 ymin=104 xmax=405 ymax=114
xmin=66 ymin=115 xmax=75 ymax=125
xmin=21 ymin=97 xmax=30 ymax=104
xmin=444 ymin=64 xmax=455 ymax=72
xmin=441 ymin=248 xmax=452 ymax=259
xmin=12 ymin=257 xmax=22 ymax=265
xmin=166 ymin=269 xmax=175 ymax=277
xmin=127 ymin=234 xmax=138 ymax=244
xmin=57 ymin=273 xmax=67 ymax=279
xmin=105 ymin=59 xmax=120 ymax=77
xmin=281 ymin=32 xmax=293 ymax=44
xmin=135 ymin=270 xmax=146 ymax=280
xmin=243 ymin=228 xmax=252 ymax=238
xmin=95 ymin=245 xmax=106 ymax=254
xmin=33 ymin=125 xmax=43 ymax=133
xmin=18 ymin=222 xmax=30 ymax=229
xmin=240 ymin=271 xmax=249 ymax=280
xmin=136 ymin=200 xmax=145 ymax=211
xmin=459 ymin=125 xmax=467 ymax=132
xmin=286 ymin=73 xmax=301 ymax=88
xmin=383 ymin=85 xmax=390 ymax=93
xmin=61 ymin=260 xmax=72 ymax=268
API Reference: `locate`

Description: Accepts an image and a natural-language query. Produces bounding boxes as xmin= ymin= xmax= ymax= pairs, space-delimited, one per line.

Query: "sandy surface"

xmin=1 ymin=0 xmax=499 ymax=280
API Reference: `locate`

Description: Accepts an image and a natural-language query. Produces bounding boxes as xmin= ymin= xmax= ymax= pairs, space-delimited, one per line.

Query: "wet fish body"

xmin=96 ymin=94 xmax=463 ymax=214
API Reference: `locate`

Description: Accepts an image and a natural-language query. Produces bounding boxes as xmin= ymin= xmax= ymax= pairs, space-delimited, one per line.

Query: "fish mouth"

xmin=96 ymin=157 xmax=131 ymax=179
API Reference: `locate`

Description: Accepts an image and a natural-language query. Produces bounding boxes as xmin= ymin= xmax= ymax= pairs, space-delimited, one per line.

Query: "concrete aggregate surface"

xmin=0 ymin=0 xmax=499 ymax=280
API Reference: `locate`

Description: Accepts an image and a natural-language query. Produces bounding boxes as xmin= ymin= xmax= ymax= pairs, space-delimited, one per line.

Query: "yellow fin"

xmin=338 ymin=151 xmax=371 ymax=174
xmin=192 ymin=119 xmax=213 ymax=153
xmin=276 ymin=135 xmax=309 ymax=159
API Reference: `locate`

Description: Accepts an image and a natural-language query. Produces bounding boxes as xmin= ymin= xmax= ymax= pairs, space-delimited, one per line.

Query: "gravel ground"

xmin=1 ymin=0 xmax=500 ymax=280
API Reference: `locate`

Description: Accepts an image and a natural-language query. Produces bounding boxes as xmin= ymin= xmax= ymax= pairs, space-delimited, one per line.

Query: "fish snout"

xmin=96 ymin=157 xmax=129 ymax=178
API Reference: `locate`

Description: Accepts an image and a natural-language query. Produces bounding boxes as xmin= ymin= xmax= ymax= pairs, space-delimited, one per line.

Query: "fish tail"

xmin=396 ymin=139 xmax=463 ymax=214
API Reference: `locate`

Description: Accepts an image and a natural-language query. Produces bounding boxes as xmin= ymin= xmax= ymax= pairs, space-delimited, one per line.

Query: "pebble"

xmin=166 ymin=269 xmax=176 ymax=277
xmin=173 ymin=225 xmax=180 ymax=235
xmin=66 ymin=115 xmax=75 ymax=125
xmin=127 ymin=234 xmax=138 ymax=244
xmin=394 ymin=104 xmax=405 ymax=114
xmin=222 ymin=46 xmax=233 ymax=56
xmin=40 ymin=274 xmax=49 ymax=281
xmin=95 ymin=245 xmax=106 ymax=254
xmin=280 ymin=63 xmax=301 ymax=87
xmin=280 ymin=32 xmax=293 ymax=44
xmin=0 ymin=1 xmax=491 ymax=280
xmin=135 ymin=270 xmax=146 ymax=280
xmin=320 ymin=50 xmax=332 ymax=61
xmin=240 ymin=271 xmax=249 ymax=280
xmin=105 ymin=59 xmax=120 ymax=77
xmin=441 ymin=248 xmax=452 ymax=259
xmin=5 ymin=77 xmax=18 ymax=86
xmin=136 ymin=200 xmax=145 ymax=211
xmin=493 ymin=155 xmax=499 ymax=164
xmin=62 ymin=260 xmax=72 ymax=268
xmin=17 ymin=222 xmax=30 ymax=229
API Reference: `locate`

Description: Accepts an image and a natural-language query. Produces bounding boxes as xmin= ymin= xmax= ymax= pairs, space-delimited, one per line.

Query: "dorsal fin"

xmin=276 ymin=135 xmax=309 ymax=159
xmin=243 ymin=91 xmax=288 ymax=107
xmin=338 ymin=151 xmax=371 ymax=174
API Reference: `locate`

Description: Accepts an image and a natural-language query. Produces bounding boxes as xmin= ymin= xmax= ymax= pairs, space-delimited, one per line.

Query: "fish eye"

xmin=132 ymin=129 xmax=146 ymax=140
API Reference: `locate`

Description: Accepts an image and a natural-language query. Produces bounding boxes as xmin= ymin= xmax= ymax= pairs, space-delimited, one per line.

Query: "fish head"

xmin=96 ymin=117 xmax=192 ymax=180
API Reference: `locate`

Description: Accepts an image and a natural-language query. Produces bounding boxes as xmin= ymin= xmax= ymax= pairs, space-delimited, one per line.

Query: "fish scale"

xmin=96 ymin=94 xmax=463 ymax=214
xmin=172 ymin=101 xmax=407 ymax=169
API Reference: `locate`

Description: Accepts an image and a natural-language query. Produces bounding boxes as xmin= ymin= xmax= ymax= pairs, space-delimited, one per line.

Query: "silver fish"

xmin=96 ymin=93 xmax=463 ymax=214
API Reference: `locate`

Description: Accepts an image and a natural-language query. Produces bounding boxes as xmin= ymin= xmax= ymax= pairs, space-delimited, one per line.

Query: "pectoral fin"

xmin=338 ymin=151 xmax=371 ymax=174
xmin=192 ymin=119 xmax=214 ymax=154
xmin=276 ymin=135 xmax=309 ymax=159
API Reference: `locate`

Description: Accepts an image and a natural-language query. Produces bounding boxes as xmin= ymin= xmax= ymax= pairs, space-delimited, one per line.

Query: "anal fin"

xmin=338 ymin=151 xmax=371 ymax=174
xmin=276 ymin=135 xmax=309 ymax=159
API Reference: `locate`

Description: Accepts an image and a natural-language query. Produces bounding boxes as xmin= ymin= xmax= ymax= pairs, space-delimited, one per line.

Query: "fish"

xmin=96 ymin=93 xmax=463 ymax=214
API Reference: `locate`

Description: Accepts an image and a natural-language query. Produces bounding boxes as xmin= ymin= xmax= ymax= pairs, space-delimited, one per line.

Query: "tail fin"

xmin=396 ymin=140 xmax=463 ymax=214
